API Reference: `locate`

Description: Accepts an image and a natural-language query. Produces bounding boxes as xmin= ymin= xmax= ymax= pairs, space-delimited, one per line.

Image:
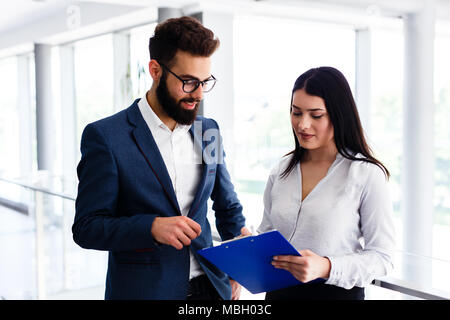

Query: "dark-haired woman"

xmin=258 ymin=67 xmax=395 ymax=300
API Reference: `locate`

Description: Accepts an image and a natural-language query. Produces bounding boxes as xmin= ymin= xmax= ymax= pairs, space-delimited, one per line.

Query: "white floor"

xmin=47 ymin=284 xmax=415 ymax=300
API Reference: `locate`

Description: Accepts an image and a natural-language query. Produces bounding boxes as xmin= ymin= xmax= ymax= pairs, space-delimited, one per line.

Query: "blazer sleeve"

xmin=72 ymin=123 xmax=159 ymax=251
xmin=208 ymin=120 xmax=246 ymax=241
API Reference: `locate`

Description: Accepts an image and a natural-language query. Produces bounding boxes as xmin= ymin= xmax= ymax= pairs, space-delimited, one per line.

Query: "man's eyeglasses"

xmin=159 ymin=63 xmax=217 ymax=93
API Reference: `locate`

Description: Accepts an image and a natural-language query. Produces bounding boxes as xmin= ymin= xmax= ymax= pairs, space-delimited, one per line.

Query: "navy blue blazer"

xmin=72 ymin=99 xmax=245 ymax=300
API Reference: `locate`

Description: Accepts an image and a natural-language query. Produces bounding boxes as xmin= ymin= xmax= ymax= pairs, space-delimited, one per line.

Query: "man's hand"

xmin=151 ymin=216 xmax=201 ymax=250
xmin=228 ymin=226 xmax=252 ymax=300
xmin=238 ymin=226 xmax=252 ymax=237
xmin=230 ymin=279 xmax=242 ymax=300
xmin=271 ymin=249 xmax=331 ymax=283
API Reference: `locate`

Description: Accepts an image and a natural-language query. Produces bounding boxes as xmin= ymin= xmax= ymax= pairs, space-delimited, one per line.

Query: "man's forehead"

xmin=170 ymin=51 xmax=212 ymax=78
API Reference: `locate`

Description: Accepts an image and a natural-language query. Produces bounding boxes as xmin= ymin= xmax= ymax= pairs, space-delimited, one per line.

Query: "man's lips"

xmin=181 ymin=100 xmax=199 ymax=110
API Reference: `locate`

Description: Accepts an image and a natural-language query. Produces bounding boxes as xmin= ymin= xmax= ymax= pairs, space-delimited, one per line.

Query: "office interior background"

xmin=0 ymin=0 xmax=449 ymax=300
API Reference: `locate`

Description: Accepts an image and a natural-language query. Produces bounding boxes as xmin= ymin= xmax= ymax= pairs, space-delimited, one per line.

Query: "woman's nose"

xmin=298 ymin=117 xmax=311 ymax=130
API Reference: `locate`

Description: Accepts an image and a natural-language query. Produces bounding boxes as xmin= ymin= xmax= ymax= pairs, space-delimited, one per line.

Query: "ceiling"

xmin=1 ymin=0 xmax=449 ymax=40
xmin=0 ymin=0 xmax=73 ymax=34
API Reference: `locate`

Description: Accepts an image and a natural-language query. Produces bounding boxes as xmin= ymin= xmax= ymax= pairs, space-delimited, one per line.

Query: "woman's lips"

xmin=300 ymin=133 xmax=314 ymax=140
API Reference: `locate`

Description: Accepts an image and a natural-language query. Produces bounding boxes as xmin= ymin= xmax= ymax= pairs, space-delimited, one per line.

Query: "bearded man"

xmin=72 ymin=16 xmax=249 ymax=300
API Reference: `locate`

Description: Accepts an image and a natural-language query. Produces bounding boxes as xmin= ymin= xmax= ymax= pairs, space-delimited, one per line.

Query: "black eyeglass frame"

xmin=159 ymin=62 xmax=217 ymax=93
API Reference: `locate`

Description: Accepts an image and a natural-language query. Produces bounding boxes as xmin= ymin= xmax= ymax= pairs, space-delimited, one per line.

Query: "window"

xmin=0 ymin=56 xmax=20 ymax=176
xmin=233 ymin=14 xmax=355 ymax=230
xmin=130 ymin=23 xmax=157 ymax=99
xmin=434 ymin=31 xmax=450 ymax=261
xmin=369 ymin=26 xmax=404 ymax=248
xmin=74 ymin=34 xmax=114 ymax=162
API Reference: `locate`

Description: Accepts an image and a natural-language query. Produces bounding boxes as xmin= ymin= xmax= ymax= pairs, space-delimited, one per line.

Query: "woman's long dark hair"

xmin=281 ymin=66 xmax=390 ymax=179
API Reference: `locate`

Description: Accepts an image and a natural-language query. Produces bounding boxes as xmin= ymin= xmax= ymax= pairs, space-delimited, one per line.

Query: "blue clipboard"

xmin=198 ymin=230 xmax=309 ymax=294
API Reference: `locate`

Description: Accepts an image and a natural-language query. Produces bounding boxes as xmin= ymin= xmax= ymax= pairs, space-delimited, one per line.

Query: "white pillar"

xmin=17 ymin=53 xmax=33 ymax=176
xmin=34 ymin=43 xmax=56 ymax=172
xmin=403 ymin=1 xmax=435 ymax=260
xmin=355 ymin=28 xmax=372 ymax=136
xmin=158 ymin=7 xmax=182 ymax=23
xmin=60 ymin=44 xmax=77 ymax=180
xmin=59 ymin=44 xmax=77 ymax=290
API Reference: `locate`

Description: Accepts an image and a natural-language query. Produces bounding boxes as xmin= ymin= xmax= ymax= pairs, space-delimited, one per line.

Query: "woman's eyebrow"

xmin=292 ymin=104 xmax=325 ymax=112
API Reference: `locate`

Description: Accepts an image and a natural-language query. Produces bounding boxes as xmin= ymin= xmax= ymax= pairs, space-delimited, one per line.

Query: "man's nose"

xmin=190 ymin=85 xmax=203 ymax=100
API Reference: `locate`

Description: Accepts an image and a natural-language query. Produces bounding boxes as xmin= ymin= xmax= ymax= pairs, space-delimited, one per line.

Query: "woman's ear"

xmin=149 ymin=60 xmax=162 ymax=82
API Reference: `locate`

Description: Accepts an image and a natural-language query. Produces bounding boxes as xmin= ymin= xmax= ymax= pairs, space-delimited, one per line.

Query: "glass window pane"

xmin=370 ymin=26 xmax=404 ymax=250
xmin=130 ymin=23 xmax=156 ymax=99
xmin=434 ymin=32 xmax=450 ymax=261
xmin=74 ymin=34 xmax=114 ymax=161
xmin=233 ymin=15 xmax=355 ymax=229
xmin=0 ymin=56 xmax=20 ymax=176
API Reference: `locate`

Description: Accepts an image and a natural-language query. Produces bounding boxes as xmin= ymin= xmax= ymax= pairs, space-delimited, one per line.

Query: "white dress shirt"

xmin=138 ymin=95 xmax=204 ymax=279
xmin=257 ymin=153 xmax=396 ymax=289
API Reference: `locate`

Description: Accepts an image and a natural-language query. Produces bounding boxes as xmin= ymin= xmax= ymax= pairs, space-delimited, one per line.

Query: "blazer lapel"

xmin=187 ymin=120 xmax=209 ymax=217
xmin=127 ymin=101 xmax=181 ymax=215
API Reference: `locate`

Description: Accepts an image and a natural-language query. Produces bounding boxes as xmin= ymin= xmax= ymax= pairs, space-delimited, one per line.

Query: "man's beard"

xmin=156 ymin=76 xmax=200 ymax=125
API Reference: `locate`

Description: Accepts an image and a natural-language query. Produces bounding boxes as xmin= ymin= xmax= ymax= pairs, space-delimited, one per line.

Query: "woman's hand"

xmin=271 ymin=249 xmax=331 ymax=283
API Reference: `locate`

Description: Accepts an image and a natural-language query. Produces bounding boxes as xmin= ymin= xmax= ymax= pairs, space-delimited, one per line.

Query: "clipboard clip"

xmin=221 ymin=234 xmax=253 ymax=244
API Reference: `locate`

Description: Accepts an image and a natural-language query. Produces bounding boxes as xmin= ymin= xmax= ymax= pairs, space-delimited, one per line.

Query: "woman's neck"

xmin=302 ymin=143 xmax=338 ymax=163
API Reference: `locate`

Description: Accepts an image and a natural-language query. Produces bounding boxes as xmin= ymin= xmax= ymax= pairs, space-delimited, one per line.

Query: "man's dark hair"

xmin=149 ymin=16 xmax=220 ymax=67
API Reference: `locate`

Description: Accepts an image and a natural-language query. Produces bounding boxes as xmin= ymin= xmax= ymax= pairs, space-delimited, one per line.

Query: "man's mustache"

xmin=180 ymin=98 xmax=201 ymax=104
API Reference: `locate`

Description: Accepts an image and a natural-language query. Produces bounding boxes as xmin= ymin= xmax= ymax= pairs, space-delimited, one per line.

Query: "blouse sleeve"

xmin=257 ymin=167 xmax=277 ymax=234
xmin=325 ymin=164 xmax=396 ymax=289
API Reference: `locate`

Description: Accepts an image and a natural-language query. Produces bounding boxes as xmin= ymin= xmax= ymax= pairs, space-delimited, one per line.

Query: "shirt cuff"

xmin=324 ymin=255 xmax=343 ymax=287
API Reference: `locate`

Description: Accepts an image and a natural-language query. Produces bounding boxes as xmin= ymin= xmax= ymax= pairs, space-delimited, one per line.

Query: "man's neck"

xmin=146 ymin=89 xmax=177 ymax=131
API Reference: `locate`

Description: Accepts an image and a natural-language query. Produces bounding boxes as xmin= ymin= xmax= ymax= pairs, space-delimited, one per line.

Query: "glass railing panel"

xmin=0 ymin=172 xmax=107 ymax=300
xmin=375 ymin=250 xmax=450 ymax=299
xmin=0 ymin=183 xmax=36 ymax=299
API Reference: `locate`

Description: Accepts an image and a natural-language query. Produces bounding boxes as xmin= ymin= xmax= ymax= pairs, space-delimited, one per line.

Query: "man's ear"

xmin=149 ymin=60 xmax=162 ymax=82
